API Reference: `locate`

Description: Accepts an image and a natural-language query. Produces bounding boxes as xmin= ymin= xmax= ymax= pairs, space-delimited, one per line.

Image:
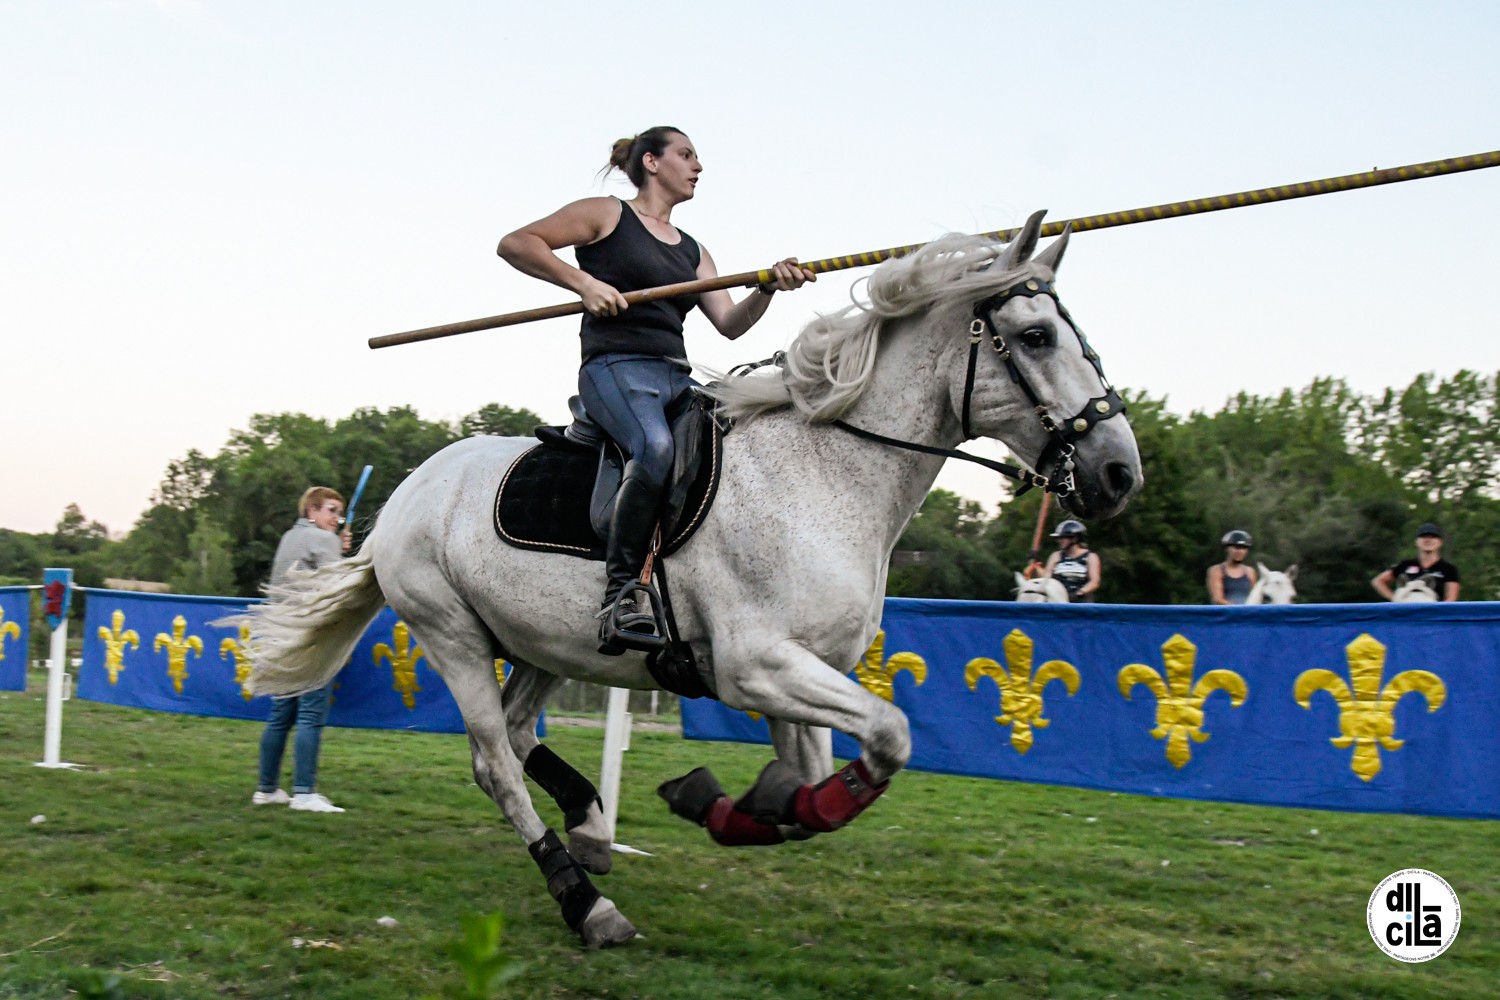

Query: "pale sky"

xmin=3 ymin=1 xmax=1497 ymax=535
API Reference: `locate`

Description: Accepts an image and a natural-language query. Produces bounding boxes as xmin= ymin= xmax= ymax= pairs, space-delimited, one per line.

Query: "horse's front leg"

xmin=659 ymin=638 xmax=910 ymax=846
xmin=499 ymin=661 xmax=614 ymax=875
xmin=768 ymin=719 xmax=833 ymax=784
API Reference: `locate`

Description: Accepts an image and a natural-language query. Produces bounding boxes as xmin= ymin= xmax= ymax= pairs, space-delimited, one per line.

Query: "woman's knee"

xmin=635 ymin=432 xmax=674 ymax=485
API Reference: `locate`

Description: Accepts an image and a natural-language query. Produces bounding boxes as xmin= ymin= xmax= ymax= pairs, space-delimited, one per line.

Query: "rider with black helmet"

xmin=1044 ymin=519 xmax=1100 ymax=602
xmin=1207 ymin=529 xmax=1258 ymax=605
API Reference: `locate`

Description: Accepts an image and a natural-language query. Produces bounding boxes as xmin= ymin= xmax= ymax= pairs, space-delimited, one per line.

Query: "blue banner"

xmin=683 ymin=600 xmax=1500 ymax=820
xmin=0 ymin=586 xmax=30 ymax=691
xmin=77 ymin=589 xmax=534 ymax=735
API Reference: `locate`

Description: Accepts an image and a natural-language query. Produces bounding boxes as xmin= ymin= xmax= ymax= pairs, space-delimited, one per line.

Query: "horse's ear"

xmin=1285 ymin=564 xmax=1298 ymax=581
xmin=1014 ymin=571 xmax=1027 ymax=589
xmin=1033 ymin=222 xmax=1070 ymax=274
xmin=1000 ymin=210 xmax=1047 ymax=270
xmin=1257 ymin=561 xmax=1270 ymax=577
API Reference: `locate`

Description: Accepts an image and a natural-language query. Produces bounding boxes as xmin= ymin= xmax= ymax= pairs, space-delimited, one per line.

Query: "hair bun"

xmin=609 ymin=136 xmax=635 ymax=168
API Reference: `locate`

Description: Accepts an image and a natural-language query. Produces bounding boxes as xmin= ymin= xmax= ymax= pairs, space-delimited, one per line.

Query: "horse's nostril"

xmin=1105 ymin=462 xmax=1136 ymax=500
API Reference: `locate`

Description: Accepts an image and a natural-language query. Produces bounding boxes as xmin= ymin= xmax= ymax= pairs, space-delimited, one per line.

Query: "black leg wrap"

xmin=656 ymin=767 xmax=726 ymax=826
xmin=733 ymin=760 xmax=805 ymax=826
xmin=529 ymin=829 xmax=602 ymax=933
xmin=524 ymin=745 xmax=602 ymax=831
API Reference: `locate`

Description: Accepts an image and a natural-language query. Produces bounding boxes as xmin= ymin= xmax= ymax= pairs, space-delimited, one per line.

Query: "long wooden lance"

xmin=370 ymin=149 xmax=1500 ymax=350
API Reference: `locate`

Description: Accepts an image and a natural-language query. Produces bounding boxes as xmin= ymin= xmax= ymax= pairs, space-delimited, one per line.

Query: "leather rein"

xmin=836 ymin=276 xmax=1124 ymax=498
xmin=730 ymin=275 xmax=1125 ymax=499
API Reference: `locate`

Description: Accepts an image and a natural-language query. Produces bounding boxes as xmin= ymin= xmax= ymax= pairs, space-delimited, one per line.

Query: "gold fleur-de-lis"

xmin=494 ymin=659 xmax=507 ymax=688
xmin=99 ymin=610 xmax=141 ymax=684
xmin=219 ymin=625 xmax=254 ymax=700
xmin=0 ymin=608 xmax=20 ymax=662
xmin=154 ymin=615 xmax=203 ymax=694
xmin=965 ymin=629 xmax=1080 ymax=753
xmin=1118 ymin=634 xmax=1247 ymax=769
xmin=1295 ymin=633 xmax=1446 ymax=782
xmin=373 ymin=621 xmax=424 ymax=710
xmin=851 ymin=630 xmax=927 ymax=703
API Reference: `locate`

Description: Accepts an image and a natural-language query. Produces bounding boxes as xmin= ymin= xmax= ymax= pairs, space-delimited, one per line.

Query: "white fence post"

xmin=597 ymin=687 xmax=651 ymax=855
xmin=599 ymin=687 xmax=631 ymax=838
xmin=36 ymin=569 xmax=81 ymax=770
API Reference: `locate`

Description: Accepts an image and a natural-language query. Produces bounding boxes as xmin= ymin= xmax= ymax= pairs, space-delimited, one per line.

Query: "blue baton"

xmin=342 ymin=465 xmax=374 ymax=527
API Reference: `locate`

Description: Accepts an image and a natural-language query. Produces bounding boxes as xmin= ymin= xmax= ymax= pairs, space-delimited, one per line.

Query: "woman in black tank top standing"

xmin=498 ymin=127 xmax=814 ymax=652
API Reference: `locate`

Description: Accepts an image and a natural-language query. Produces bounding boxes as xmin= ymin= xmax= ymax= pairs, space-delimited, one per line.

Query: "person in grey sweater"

xmin=253 ymin=486 xmax=352 ymax=813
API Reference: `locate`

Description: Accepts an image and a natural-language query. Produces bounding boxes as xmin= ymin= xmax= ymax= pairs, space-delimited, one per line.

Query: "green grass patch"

xmin=0 ymin=683 xmax=1494 ymax=998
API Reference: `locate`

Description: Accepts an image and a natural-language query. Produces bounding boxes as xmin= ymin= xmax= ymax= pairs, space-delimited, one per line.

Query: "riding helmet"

xmin=1221 ymin=529 xmax=1252 ymax=547
xmin=1051 ymin=519 xmax=1087 ymax=539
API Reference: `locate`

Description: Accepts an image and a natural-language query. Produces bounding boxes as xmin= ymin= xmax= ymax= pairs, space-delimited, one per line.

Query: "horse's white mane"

xmin=1392 ymin=575 xmax=1441 ymax=603
xmin=708 ymin=234 xmax=1052 ymax=424
xmin=1246 ymin=562 xmax=1298 ymax=605
xmin=1014 ymin=572 xmax=1069 ymax=604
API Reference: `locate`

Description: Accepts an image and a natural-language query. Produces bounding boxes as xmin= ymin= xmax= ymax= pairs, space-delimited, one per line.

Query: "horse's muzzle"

xmin=1065 ymin=459 xmax=1142 ymax=520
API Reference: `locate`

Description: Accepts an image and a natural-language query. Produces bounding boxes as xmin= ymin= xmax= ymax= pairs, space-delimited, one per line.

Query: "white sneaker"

xmin=289 ymin=792 xmax=345 ymax=813
xmin=252 ymin=789 xmax=291 ymax=805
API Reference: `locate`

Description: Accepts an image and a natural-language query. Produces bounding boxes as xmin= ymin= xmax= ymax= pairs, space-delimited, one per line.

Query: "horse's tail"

xmin=231 ymin=535 xmax=387 ymax=698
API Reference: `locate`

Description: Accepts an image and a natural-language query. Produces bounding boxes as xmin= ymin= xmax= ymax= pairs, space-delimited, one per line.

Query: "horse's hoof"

xmin=568 ymin=831 xmax=614 ymax=876
xmin=578 ymin=896 xmax=637 ymax=949
xmin=657 ymin=767 xmax=725 ymax=825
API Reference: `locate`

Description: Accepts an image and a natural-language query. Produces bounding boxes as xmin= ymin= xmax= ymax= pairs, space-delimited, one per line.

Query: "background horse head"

xmin=1392 ymin=574 xmax=1442 ymax=602
xmin=237 ymin=211 xmax=1141 ymax=947
xmin=1014 ymin=571 xmax=1069 ymax=603
xmin=1246 ymin=562 xmax=1297 ymax=604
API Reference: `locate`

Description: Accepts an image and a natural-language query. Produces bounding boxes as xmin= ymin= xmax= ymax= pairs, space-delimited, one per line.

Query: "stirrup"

xmin=596 ymin=581 xmax=668 ymax=654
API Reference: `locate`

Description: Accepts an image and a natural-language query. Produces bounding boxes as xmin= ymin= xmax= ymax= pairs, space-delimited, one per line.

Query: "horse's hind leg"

xmin=500 ymin=661 xmax=613 ymax=875
xmin=660 ymin=639 xmax=909 ymax=846
xmin=405 ymin=618 xmax=635 ymax=948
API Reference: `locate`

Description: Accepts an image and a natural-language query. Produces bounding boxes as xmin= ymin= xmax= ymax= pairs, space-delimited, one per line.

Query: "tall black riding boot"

xmin=598 ymin=461 xmax=665 ymax=654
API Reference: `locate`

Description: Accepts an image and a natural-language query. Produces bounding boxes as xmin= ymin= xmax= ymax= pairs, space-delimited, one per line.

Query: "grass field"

xmin=1 ymin=678 xmax=1495 ymax=999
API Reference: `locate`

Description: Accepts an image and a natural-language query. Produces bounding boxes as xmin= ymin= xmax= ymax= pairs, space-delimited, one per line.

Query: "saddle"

xmin=493 ymin=390 xmax=725 ymax=561
xmin=492 ymin=391 xmax=725 ymax=700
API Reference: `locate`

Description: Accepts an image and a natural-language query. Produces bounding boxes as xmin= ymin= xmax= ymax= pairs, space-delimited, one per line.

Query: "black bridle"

xmin=830 ymin=276 xmax=1125 ymax=499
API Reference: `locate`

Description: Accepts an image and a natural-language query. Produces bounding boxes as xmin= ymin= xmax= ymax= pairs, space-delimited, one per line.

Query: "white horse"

xmin=1392 ymin=575 xmax=1441 ymax=602
xmin=1245 ymin=562 xmax=1297 ymax=605
xmin=1014 ymin=571 xmax=1069 ymax=603
xmin=237 ymin=213 xmax=1142 ymax=946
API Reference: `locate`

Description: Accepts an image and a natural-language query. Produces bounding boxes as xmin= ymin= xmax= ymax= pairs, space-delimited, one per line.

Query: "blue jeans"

xmin=579 ymin=354 xmax=699 ymax=491
xmin=257 ymin=684 xmax=331 ymax=794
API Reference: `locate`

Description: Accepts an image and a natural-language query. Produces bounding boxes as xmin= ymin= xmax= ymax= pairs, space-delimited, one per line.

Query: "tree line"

xmin=0 ymin=404 xmax=543 ymax=599
xmin=889 ymin=370 xmax=1499 ymax=604
xmin=2 ymin=370 xmax=1495 ymax=606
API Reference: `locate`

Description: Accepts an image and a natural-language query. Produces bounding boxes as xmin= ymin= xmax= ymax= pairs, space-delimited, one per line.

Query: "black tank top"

xmin=575 ymin=199 xmax=702 ymax=362
xmin=1053 ymin=550 xmax=1095 ymax=602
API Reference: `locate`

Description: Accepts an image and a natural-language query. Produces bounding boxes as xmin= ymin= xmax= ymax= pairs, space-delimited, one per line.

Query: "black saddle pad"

xmin=493 ymin=414 xmax=723 ymax=561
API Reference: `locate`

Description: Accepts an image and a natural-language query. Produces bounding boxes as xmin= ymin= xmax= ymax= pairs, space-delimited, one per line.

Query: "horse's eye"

xmin=1020 ymin=327 xmax=1049 ymax=348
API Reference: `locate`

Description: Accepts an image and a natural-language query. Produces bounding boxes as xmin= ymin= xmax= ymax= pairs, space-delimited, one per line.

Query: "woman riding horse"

xmin=240 ymin=209 xmax=1142 ymax=948
xmin=497 ymin=126 xmax=814 ymax=653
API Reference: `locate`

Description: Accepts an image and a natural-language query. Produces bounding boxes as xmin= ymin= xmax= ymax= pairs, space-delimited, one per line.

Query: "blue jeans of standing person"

xmin=257 ymin=684 xmax=331 ymax=795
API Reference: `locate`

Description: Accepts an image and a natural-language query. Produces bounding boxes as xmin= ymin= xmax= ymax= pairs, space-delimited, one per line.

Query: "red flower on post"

xmin=43 ymin=581 xmax=65 ymax=619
